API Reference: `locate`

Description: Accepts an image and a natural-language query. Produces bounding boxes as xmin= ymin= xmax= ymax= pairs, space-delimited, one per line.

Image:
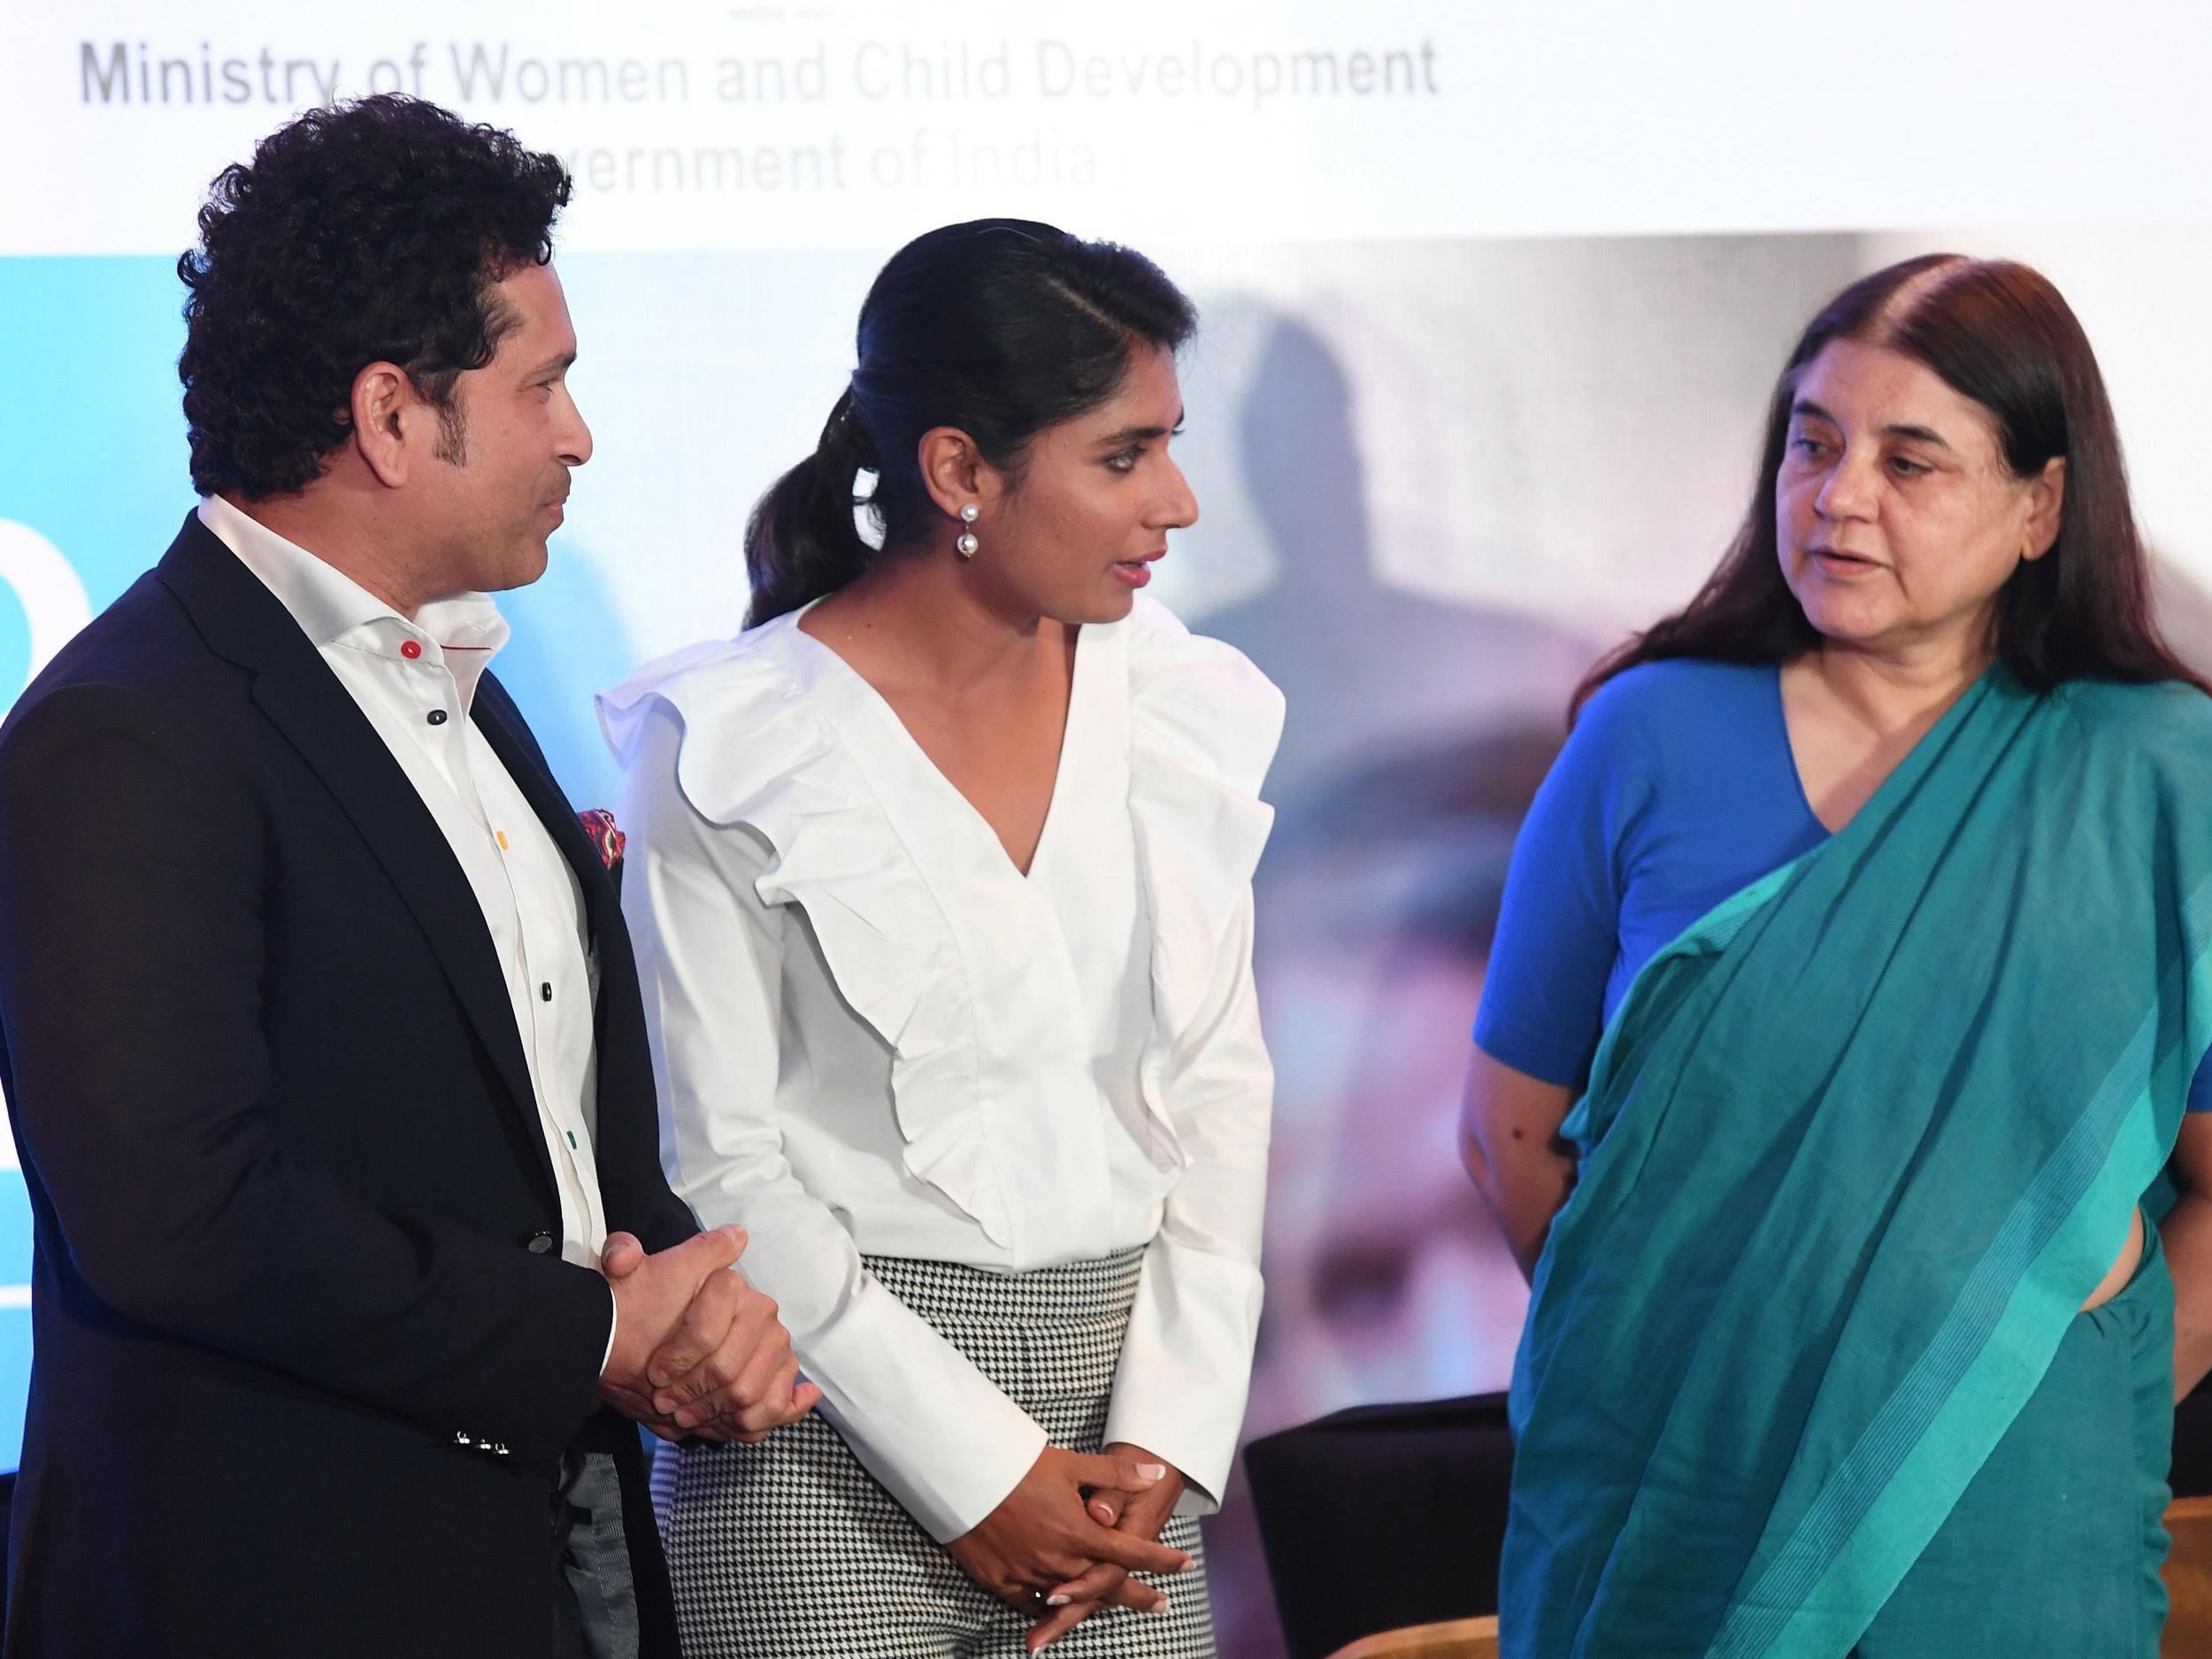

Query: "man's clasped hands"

xmin=596 ymin=1225 xmax=813 ymax=1443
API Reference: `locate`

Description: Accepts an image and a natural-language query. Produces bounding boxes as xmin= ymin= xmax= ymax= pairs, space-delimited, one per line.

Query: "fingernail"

xmin=673 ymin=1409 xmax=695 ymax=1429
xmin=1045 ymin=1594 xmax=1070 ymax=1607
xmin=1147 ymin=1601 xmax=1171 ymax=1617
xmin=649 ymin=1367 xmax=670 ymax=1387
xmin=1136 ymin=1463 xmax=1166 ymax=1480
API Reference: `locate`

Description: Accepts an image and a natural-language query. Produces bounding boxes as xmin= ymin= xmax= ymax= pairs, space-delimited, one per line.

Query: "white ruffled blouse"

xmin=597 ymin=595 xmax=1284 ymax=1542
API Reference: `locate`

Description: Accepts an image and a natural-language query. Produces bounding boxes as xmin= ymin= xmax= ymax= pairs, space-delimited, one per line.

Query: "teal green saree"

xmin=1504 ymin=669 xmax=2212 ymax=1657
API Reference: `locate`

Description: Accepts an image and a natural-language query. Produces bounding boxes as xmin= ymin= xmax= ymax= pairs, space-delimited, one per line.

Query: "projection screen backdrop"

xmin=4 ymin=4 xmax=2211 ymax=1652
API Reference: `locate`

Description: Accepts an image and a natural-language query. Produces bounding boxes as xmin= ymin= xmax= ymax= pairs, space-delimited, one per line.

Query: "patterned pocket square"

xmin=576 ymin=808 xmax=626 ymax=872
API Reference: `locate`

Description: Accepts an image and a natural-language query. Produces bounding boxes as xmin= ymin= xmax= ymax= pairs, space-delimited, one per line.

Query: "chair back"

xmin=1243 ymin=1394 xmax=1512 ymax=1659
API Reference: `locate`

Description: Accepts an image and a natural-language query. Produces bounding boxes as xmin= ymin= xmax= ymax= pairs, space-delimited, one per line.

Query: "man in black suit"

xmin=0 ymin=97 xmax=815 ymax=1656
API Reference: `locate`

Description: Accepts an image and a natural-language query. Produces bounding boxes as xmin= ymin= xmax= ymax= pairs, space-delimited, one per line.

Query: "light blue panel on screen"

xmin=0 ymin=1179 xmax=30 ymax=1283
xmin=488 ymin=501 xmax=636 ymax=810
xmin=488 ymin=250 xmax=658 ymax=812
xmin=0 ymin=1181 xmax=29 ymax=1470
xmin=0 ymin=254 xmax=191 ymax=1471
xmin=0 ymin=256 xmax=195 ymax=667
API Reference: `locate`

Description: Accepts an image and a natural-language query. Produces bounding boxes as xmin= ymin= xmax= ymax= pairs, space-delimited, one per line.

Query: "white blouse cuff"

xmin=1101 ymin=1242 xmax=1264 ymax=1515
xmin=804 ymin=1290 xmax=1052 ymax=1542
xmin=823 ymin=1394 xmax=1048 ymax=1544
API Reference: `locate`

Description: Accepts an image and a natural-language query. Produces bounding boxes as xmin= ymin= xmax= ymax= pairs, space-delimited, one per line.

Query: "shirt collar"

xmin=197 ymin=495 xmax=511 ymax=708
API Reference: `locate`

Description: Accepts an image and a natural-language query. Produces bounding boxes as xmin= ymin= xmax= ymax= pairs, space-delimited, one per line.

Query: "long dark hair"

xmin=1575 ymin=253 xmax=2202 ymax=711
xmin=743 ymin=219 xmax=1197 ymax=626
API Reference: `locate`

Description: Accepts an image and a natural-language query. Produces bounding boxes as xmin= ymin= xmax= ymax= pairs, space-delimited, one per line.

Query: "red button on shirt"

xmin=399 ymin=640 xmax=422 ymax=660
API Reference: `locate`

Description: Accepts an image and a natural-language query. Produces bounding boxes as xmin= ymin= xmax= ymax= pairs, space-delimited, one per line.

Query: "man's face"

xmin=416 ymin=260 xmax=590 ymax=597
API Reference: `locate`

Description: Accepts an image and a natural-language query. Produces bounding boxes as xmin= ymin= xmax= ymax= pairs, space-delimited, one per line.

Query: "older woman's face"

xmin=1776 ymin=339 xmax=2063 ymax=661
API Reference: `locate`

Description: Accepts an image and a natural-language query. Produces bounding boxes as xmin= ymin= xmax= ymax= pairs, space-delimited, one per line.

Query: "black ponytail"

xmin=741 ymin=218 xmax=1196 ymax=626
xmin=741 ymin=388 xmax=877 ymax=626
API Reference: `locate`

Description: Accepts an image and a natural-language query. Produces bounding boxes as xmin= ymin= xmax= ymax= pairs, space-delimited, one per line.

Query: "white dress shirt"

xmin=599 ymin=595 xmax=1283 ymax=1542
xmin=198 ymin=496 xmax=611 ymax=1286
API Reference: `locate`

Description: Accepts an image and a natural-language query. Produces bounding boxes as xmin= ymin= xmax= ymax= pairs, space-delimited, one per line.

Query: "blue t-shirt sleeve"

xmin=2192 ymin=1049 xmax=2212 ymax=1113
xmin=1473 ymin=678 xmax=1648 ymax=1088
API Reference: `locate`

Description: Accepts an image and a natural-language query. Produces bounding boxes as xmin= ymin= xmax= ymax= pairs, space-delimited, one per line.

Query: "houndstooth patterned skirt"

xmin=651 ymin=1249 xmax=1217 ymax=1658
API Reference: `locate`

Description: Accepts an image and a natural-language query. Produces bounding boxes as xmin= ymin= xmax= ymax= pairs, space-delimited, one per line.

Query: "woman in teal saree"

xmin=1463 ymin=255 xmax=2212 ymax=1657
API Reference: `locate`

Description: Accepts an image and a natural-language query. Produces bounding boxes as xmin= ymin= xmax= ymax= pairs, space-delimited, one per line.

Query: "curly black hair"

xmin=178 ymin=95 xmax=572 ymax=500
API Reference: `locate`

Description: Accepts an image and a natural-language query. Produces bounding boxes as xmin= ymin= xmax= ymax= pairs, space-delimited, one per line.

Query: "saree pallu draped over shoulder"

xmin=1503 ymin=670 xmax=2212 ymax=1659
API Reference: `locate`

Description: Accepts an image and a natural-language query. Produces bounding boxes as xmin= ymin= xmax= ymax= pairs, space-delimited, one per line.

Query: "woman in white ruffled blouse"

xmin=597 ymin=220 xmax=1282 ymax=1657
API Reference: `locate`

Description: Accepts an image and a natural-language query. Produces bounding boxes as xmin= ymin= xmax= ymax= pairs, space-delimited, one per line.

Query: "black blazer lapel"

xmin=469 ymin=674 xmax=621 ymax=950
xmin=470 ymin=673 xmax=652 ymax=1119
xmin=153 ymin=514 xmax=558 ymax=1207
xmin=470 ymin=672 xmax=695 ymax=1248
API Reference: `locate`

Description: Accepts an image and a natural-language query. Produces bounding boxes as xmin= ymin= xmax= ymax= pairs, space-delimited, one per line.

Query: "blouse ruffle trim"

xmin=597 ymin=598 xmax=1281 ymax=1234
xmin=601 ymin=620 xmax=1004 ymax=1240
xmin=1123 ymin=600 xmax=1284 ymax=1171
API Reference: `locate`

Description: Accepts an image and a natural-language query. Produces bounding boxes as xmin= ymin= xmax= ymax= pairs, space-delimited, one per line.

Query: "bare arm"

xmin=1459 ymin=1045 xmax=1578 ymax=1283
xmin=2165 ymin=1112 xmax=2212 ymax=1401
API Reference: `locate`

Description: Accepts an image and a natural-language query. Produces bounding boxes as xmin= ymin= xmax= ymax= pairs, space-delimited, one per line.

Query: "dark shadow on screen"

xmin=1194 ymin=311 xmax=1599 ymax=1659
xmin=1196 ymin=314 xmax=1602 ymax=825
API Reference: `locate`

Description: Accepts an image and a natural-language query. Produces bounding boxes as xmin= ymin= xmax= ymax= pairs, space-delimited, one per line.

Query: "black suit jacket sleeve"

xmin=0 ymin=681 xmax=610 ymax=1464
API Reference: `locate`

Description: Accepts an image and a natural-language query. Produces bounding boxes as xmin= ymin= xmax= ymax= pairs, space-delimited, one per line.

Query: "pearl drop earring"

xmin=956 ymin=502 xmax=979 ymax=559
